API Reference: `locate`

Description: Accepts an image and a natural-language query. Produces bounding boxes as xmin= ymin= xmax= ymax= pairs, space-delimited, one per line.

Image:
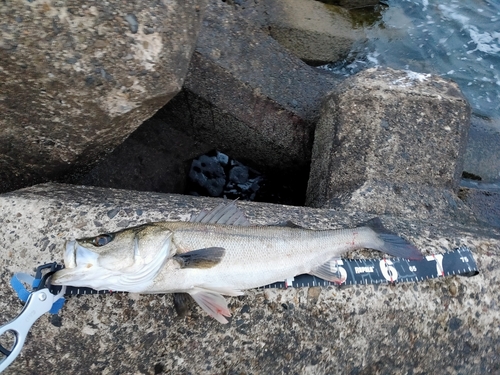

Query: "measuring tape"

xmin=265 ymin=245 xmax=478 ymax=288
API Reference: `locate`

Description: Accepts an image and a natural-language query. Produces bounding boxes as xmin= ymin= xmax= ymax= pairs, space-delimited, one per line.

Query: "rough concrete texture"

xmin=0 ymin=183 xmax=498 ymax=374
xmin=0 ymin=0 xmax=205 ymax=193
xmin=459 ymin=186 xmax=500 ymax=228
xmin=463 ymin=116 xmax=500 ymax=182
xmin=307 ymin=67 xmax=472 ymax=220
xmin=264 ymin=0 xmax=366 ymax=65
xmin=151 ymin=0 xmax=339 ymax=194
xmin=57 ymin=0 xmax=343 ymax=205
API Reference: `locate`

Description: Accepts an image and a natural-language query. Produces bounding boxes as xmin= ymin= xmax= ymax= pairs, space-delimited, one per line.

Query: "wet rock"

xmin=265 ymin=0 xmax=366 ymax=65
xmin=307 ymin=67 xmax=472 ymax=220
xmin=189 ymin=153 xmax=227 ymax=197
xmin=0 ymin=0 xmax=206 ymax=194
xmin=188 ymin=150 xmax=263 ymax=201
xmin=0 ymin=183 xmax=498 ymax=374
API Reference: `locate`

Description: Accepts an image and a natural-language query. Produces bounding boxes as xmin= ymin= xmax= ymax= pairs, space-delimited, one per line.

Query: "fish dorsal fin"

xmin=309 ymin=257 xmax=346 ymax=284
xmin=190 ymin=201 xmax=251 ymax=226
xmin=173 ymin=247 xmax=225 ymax=269
xmin=270 ymin=220 xmax=306 ymax=229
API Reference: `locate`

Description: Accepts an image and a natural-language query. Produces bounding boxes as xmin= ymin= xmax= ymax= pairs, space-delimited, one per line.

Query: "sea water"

xmin=324 ymin=0 xmax=500 ymax=182
xmin=327 ymin=0 xmax=500 ymax=120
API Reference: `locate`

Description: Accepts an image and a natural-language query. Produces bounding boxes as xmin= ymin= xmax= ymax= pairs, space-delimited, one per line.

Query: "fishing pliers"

xmin=0 ymin=263 xmax=66 ymax=373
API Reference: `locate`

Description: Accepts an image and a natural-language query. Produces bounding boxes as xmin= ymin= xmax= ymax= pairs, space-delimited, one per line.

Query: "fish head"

xmin=51 ymin=223 xmax=173 ymax=292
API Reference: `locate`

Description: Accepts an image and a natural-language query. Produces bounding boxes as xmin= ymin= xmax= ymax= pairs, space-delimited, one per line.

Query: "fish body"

xmin=148 ymin=221 xmax=388 ymax=292
xmin=52 ymin=203 xmax=422 ymax=323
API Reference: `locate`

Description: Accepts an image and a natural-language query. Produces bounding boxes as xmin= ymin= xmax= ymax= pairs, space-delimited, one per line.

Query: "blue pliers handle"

xmin=0 ymin=267 xmax=66 ymax=373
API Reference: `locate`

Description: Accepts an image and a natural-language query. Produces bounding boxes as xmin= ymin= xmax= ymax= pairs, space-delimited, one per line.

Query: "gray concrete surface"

xmin=464 ymin=115 xmax=500 ymax=183
xmin=0 ymin=0 xmax=205 ymax=193
xmin=0 ymin=183 xmax=498 ymax=374
xmin=307 ymin=67 xmax=472 ymax=220
xmin=459 ymin=185 xmax=500 ymax=228
xmin=69 ymin=118 xmax=213 ymax=195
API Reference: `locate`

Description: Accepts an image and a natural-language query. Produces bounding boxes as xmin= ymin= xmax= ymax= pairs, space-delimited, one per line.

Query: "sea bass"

xmin=51 ymin=202 xmax=422 ymax=323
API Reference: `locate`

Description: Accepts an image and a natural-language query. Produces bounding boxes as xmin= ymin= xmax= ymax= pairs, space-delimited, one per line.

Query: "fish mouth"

xmin=51 ymin=240 xmax=102 ymax=286
xmin=63 ymin=240 xmax=98 ymax=269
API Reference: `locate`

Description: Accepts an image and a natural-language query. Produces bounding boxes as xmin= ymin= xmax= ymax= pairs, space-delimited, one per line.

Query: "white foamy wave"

xmin=366 ymin=51 xmax=380 ymax=65
xmin=391 ymin=70 xmax=431 ymax=87
xmin=438 ymin=4 xmax=500 ymax=56
xmin=437 ymin=4 xmax=470 ymax=25
xmin=466 ymin=27 xmax=500 ymax=54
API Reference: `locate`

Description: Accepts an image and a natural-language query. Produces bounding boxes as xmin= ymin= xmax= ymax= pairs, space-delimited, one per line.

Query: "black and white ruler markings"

xmin=264 ymin=245 xmax=479 ymax=289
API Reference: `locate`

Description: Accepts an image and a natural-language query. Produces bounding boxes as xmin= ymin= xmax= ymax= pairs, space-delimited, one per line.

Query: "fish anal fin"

xmin=174 ymin=247 xmax=225 ymax=269
xmin=309 ymin=258 xmax=346 ymax=284
xmin=173 ymin=293 xmax=192 ymax=317
xmin=190 ymin=202 xmax=251 ymax=226
xmin=189 ymin=288 xmax=232 ymax=324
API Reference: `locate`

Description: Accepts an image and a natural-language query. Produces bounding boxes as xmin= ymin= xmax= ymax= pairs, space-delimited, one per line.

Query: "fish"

xmin=51 ymin=202 xmax=423 ymax=323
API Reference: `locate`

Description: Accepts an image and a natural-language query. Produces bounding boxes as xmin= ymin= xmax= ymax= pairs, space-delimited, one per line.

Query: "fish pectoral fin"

xmin=309 ymin=258 xmax=346 ymax=284
xmin=189 ymin=288 xmax=232 ymax=324
xmin=173 ymin=247 xmax=226 ymax=269
xmin=173 ymin=293 xmax=192 ymax=317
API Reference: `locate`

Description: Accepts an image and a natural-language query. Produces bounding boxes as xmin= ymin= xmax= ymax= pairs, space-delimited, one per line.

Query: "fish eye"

xmin=91 ymin=234 xmax=114 ymax=247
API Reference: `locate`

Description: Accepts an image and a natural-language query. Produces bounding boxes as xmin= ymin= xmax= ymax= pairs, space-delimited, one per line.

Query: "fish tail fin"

xmin=364 ymin=218 xmax=423 ymax=260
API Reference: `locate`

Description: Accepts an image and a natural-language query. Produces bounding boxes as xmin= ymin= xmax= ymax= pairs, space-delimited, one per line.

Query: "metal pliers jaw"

xmin=0 ymin=264 xmax=66 ymax=373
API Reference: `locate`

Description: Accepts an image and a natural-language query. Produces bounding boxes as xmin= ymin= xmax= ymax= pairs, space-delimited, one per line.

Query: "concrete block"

xmin=0 ymin=0 xmax=206 ymax=193
xmin=265 ymin=0 xmax=366 ymax=65
xmin=307 ymin=67 xmax=472 ymax=220
xmin=464 ymin=116 xmax=500 ymax=182
xmin=459 ymin=185 xmax=500 ymax=228
xmin=0 ymin=183 xmax=498 ymax=374
xmin=155 ymin=0 xmax=339 ymax=181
